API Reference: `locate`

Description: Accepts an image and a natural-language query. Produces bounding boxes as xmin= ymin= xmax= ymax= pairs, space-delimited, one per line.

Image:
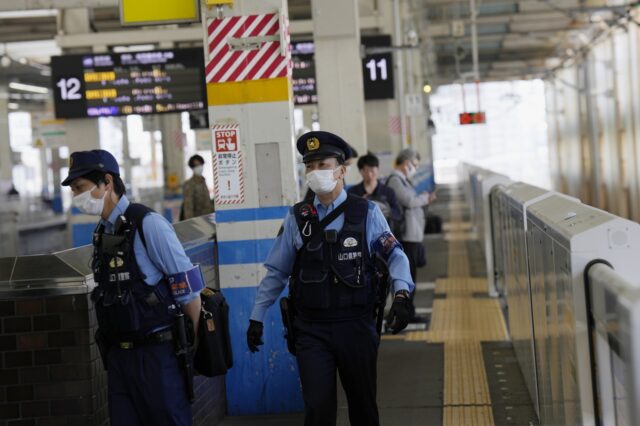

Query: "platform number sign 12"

xmin=362 ymin=35 xmax=394 ymax=100
xmin=56 ymin=77 xmax=83 ymax=100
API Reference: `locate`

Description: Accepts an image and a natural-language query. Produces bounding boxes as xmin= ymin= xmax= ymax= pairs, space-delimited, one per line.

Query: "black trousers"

xmin=294 ymin=317 xmax=380 ymax=426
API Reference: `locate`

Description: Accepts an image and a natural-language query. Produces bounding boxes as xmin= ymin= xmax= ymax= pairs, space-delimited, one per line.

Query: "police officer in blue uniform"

xmin=62 ymin=150 xmax=204 ymax=426
xmin=246 ymin=131 xmax=415 ymax=426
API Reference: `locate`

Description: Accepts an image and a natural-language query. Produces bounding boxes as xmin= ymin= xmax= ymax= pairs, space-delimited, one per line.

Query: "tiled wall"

xmin=0 ymin=293 xmax=226 ymax=425
xmin=0 ymin=294 xmax=108 ymax=426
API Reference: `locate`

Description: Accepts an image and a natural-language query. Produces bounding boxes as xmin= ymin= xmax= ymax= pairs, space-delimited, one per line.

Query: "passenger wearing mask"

xmin=348 ymin=153 xmax=402 ymax=230
xmin=182 ymin=154 xmax=214 ymax=220
xmin=386 ymin=148 xmax=436 ymax=322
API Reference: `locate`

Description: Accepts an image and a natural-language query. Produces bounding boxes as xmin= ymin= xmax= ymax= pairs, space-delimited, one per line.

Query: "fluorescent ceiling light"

xmin=9 ymin=82 xmax=49 ymax=94
xmin=8 ymin=103 xmax=19 ymax=110
xmin=0 ymin=10 xmax=58 ymax=19
xmin=113 ymin=44 xmax=156 ymax=53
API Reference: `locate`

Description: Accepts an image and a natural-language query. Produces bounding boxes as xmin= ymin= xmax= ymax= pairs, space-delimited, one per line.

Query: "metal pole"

xmin=583 ymin=58 xmax=602 ymax=207
xmin=470 ymin=0 xmax=480 ymax=81
xmin=393 ymin=0 xmax=407 ymax=147
xmin=121 ymin=116 xmax=133 ymax=194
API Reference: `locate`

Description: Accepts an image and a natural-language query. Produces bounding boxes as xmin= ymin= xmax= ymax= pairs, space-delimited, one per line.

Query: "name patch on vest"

xmin=109 ymin=272 xmax=131 ymax=282
xmin=338 ymin=251 xmax=362 ymax=261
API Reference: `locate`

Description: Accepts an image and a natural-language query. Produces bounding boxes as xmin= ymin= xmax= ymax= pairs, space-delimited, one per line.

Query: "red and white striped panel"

xmin=206 ymin=13 xmax=290 ymax=84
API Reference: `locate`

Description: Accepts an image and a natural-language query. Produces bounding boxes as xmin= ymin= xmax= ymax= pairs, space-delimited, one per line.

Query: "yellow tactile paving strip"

xmin=427 ymin=297 xmax=509 ymax=342
xmin=427 ymin=206 xmax=507 ymax=425
xmin=443 ymin=406 xmax=494 ymax=425
xmin=442 ymin=221 xmax=473 ymax=232
xmin=435 ymin=277 xmax=486 ymax=296
xmin=444 ymin=341 xmax=491 ymax=406
xmin=381 ymin=200 xmax=506 ymax=424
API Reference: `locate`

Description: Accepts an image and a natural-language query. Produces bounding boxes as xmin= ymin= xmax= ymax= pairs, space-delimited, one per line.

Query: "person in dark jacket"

xmin=348 ymin=153 xmax=402 ymax=229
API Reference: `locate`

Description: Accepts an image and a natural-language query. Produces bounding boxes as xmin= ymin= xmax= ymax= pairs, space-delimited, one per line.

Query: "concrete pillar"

xmin=0 ymin=86 xmax=13 ymax=184
xmin=159 ymin=113 xmax=185 ymax=222
xmin=311 ymin=0 xmax=367 ymax=182
xmin=203 ymin=0 xmax=301 ymax=415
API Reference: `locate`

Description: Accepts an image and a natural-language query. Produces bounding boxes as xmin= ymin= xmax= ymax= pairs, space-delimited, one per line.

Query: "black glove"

xmin=246 ymin=320 xmax=264 ymax=353
xmin=386 ymin=291 xmax=410 ymax=334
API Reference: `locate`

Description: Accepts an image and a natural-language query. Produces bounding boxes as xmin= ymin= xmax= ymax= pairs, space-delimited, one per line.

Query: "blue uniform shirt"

xmin=250 ymin=189 xmax=415 ymax=322
xmin=100 ymin=195 xmax=199 ymax=306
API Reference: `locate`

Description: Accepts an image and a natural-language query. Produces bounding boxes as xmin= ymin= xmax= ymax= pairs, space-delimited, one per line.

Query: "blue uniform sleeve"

xmin=140 ymin=213 xmax=199 ymax=305
xmin=250 ymin=211 xmax=299 ymax=322
xmin=366 ymin=202 xmax=415 ymax=294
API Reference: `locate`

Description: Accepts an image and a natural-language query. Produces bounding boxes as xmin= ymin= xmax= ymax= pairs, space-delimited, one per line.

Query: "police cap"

xmin=61 ymin=149 xmax=120 ymax=186
xmin=296 ymin=131 xmax=353 ymax=164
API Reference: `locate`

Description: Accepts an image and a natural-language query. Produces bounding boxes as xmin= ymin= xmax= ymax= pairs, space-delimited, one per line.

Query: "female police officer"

xmin=246 ymin=131 xmax=415 ymax=426
xmin=62 ymin=149 xmax=204 ymax=425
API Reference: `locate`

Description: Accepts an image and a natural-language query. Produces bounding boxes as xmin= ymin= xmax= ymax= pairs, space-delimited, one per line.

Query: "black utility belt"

xmin=112 ymin=329 xmax=174 ymax=350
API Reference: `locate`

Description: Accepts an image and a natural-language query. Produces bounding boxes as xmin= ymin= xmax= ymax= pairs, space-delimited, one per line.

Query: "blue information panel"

xmin=51 ymin=48 xmax=207 ymax=119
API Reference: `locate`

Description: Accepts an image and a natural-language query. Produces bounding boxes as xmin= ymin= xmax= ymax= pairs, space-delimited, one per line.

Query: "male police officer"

xmin=246 ymin=131 xmax=415 ymax=426
xmin=62 ymin=149 xmax=204 ymax=426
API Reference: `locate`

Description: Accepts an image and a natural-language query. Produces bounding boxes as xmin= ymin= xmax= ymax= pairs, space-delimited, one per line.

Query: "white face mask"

xmin=193 ymin=165 xmax=204 ymax=176
xmin=72 ymin=186 xmax=106 ymax=215
xmin=406 ymin=163 xmax=417 ymax=179
xmin=306 ymin=168 xmax=340 ymax=195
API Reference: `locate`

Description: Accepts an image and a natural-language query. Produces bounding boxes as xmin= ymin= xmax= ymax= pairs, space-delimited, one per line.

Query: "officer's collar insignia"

xmin=307 ymin=137 xmax=320 ymax=151
xmin=343 ymin=237 xmax=358 ymax=248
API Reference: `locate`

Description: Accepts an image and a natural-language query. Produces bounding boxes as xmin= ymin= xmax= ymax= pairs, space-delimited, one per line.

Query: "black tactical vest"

xmin=91 ymin=203 xmax=177 ymax=342
xmin=292 ymin=195 xmax=376 ymax=321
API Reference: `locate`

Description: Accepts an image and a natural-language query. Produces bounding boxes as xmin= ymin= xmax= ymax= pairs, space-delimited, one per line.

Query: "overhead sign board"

xmin=361 ymin=35 xmax=395 ymax=100
xmin=120 ymin=0 xmax=200 ymax=26
xmin=51 ymin=48 xmax=207 ymax=119
xmin=291 ymin=40 xmax=317 ymax=106
xmin=290 ymin=35 xmax=395 ymax=106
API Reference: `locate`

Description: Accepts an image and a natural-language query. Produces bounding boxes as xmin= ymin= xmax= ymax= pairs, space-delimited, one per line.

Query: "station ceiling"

xmin=0 ymin=0 xmax=635 ymax=104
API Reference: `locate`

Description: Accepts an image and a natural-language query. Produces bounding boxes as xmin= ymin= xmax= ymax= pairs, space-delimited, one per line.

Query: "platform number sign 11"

xmin=365 ymin=58 xmax=388 ymax=82
xmin=362 ymin=35 xmax=394 ymax=100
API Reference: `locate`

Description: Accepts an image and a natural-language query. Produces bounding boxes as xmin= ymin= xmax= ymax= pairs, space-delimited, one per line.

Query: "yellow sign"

xmin=206 ymin=77 xmax=291 ymax=106
xmin=120 ymin=0 xmax=200 ymax=26
xmin=167 ymin=173 xmax=180 ymax=190
xmin=206 ymin=0 xmax=233 ymax=4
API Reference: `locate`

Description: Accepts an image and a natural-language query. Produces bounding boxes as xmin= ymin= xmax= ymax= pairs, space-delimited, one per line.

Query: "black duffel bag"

xmin=194 ymin=287 xmax=233 ymax=377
